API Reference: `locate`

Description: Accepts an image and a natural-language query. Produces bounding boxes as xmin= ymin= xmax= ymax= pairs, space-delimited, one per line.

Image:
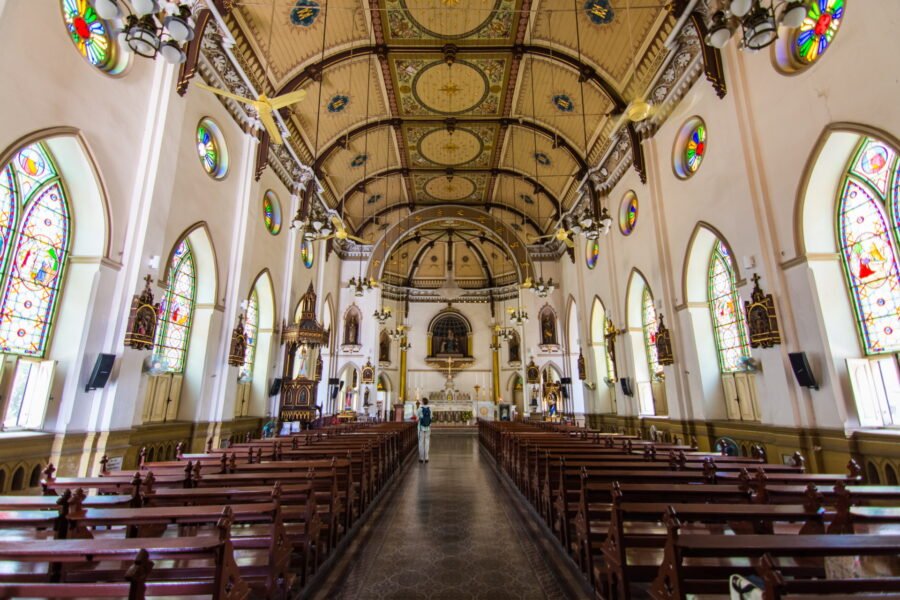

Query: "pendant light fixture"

xmin=705 ymin=0 xmax=811 ymax=51
xmin=96 ymin=0 xmax=194 ymax=64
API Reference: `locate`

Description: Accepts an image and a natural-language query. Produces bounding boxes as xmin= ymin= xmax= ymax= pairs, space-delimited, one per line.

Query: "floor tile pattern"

xmin=311 ymin=431 xmax=589 ymax=600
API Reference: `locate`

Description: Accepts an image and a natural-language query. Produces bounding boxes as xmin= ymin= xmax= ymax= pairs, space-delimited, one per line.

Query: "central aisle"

xmin=312 ymin=430 xmax=589 ymax=600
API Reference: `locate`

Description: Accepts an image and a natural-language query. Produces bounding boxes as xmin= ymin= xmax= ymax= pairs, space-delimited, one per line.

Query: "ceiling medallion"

xmin=367 ymin=194 xmax=383 ymax=205
xmin=350 ymin=154 xmax=368 ymax=168
xmin=327 ymin=94 xmax=349 ymax=113
xmin=520 ymin=194 xmax=535 ymax=205
xmin=394 ymin=0 xmax=509 ymax=41
xmin=584 ymin=0 xmax=615 ymax=25
xmin=534 ymin=152 xmax=551 ymax=166
xmin=290 ymin=0 xmax=321 ymax=27
xmin=552 ymin=94 xmax=575 ymax=113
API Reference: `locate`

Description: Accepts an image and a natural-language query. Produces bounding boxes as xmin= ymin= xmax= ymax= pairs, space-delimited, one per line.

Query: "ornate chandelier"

xmin=348 ymin=276 xmax=375 ymax=297
xmin=373 ymin=305 xmax=392 ymax=324
xmin=94 ymin=0 xmax=195 ymax=63
xmin=705 ymin=0 xmax=808 ymax=51
xmin=506 ymin=306 xmax=528 ymax=326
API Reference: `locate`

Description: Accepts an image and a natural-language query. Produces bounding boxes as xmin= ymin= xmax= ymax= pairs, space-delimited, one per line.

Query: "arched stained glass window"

xmin=0 ymin=143 xmax=71 ymax=357
xmin=239 ymin=290 xmax=259 ymax=381
xmin=641 ymin=286 xmax=661 ymax=379
xmin=154 ymin=240 xmax=196 ymax=372
xmin=838 ymin=137 xmax=900 ymax=355
xmin=708 ymin=241 xmax=750 ymax=372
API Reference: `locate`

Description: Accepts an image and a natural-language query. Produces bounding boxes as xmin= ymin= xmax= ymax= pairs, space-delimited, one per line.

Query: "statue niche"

xmin=379 ymin=330 xmax=391 ymax=364
xmin=539 ymin=306 xmax=558 ymax=348
xmin=342 ymin=306 xmax=361 ymax=350
xmin=428 ymin=312 xmax=470 ymax=358
xmin=508 ymin=330 xmax=521 ymax=364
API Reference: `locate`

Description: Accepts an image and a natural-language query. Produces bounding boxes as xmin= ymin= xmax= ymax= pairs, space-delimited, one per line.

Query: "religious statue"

xmin=508 ymin=332 xmax=521 ymax=363
xmin=547 ymin=391 xmax=558 ymax=416
xmin=441 ymin=329 xmax=459 ymax=354
xmin=379 ymin=332 xmax=390 ymax=362
xmin=363 ymin=387 xmax=370 ymax=406
xmin=295 ymin=344 xmax=309 ymax=378
xmin=540 ymin=310 xmax=557 ymax=345
xmin=344 ymin=312 xmax=359 ymax=346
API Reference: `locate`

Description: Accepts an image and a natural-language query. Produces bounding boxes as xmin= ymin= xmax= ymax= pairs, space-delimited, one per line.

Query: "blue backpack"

xmin=419 ymin=407 xmax=432 ymax=427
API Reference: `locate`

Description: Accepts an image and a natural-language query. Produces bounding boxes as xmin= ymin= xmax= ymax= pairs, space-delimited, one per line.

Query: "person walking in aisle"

xmin=417 ymin=399 xmax=432 ymax=463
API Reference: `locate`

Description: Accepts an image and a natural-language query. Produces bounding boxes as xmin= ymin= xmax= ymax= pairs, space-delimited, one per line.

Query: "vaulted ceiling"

xmin=221 ymin=0 xmax=678 ymax=246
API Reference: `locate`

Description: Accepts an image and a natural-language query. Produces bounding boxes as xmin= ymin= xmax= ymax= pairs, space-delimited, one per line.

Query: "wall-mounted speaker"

xmin=85 ymin=354 xmax=116 ymax=392
xmin=268 ymin=378 xmax=282 ymax=397
xmin=620 ymin=377 xmax=634 ymax=397
xmin=328 ymin=378 xmax=340 ymax=386
xmin=788 ymin=352 xmax=819 ymax=390
xmin=560 ymin=377 xmax=572 ymax=384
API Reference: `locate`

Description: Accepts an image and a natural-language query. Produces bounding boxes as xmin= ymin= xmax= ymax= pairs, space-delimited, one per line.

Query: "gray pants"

xmin=418 ymin=427 xmax=431 ymax=461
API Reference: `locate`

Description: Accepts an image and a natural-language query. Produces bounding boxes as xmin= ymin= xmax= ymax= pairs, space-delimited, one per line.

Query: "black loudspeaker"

xmin=788 ymin=352 xmax=819 ymax=390
xmin=328 ymin=378 xmax=340 ymax=386
xmin=620 ymin=377 xmax=634 ymax=397
xmin=560 ymin=377 xmax=572 ymax=384
xmin=85 ymin=353 xmax=116 ymax=392
xmin=268 ymin=378 xmax=282 ymax=397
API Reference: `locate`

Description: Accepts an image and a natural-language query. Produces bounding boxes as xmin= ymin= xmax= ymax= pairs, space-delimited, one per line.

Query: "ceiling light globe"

xmin=743 ymin=6 xmax=778 ymax=50
xmin=729 ymin=0 xmax=753 ymax=18
xmin=93 ymin=0 xmax=121 ymax=20
xmin=164 ymin=7 xmax=194 ymax=42
xmin=706 ymin=23 xmax=733 ymax=48
xmin=127 ymin=21 xmax=160 ymax=58
xmin=132 ymin=0 xmax=160 ymax=16
xmin=781 ymin=1 xmax=807 ymax=28
xmin=160 ymin=40 xmax=186 ymax=64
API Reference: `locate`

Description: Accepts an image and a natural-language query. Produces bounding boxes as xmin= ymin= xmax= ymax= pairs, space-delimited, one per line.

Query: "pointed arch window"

xmin=0 ymin=143 xmax=71 ymax=358
xmin=708 ymin=241 xmax=751 ymax=372
xmin=153 ymin=240 xmax=196 ymax=373
xmin=837 ymin=137 xmax=900 ymax=355
xmin=641 ymin=286 xmax=661 ymax=379
xmin=239 ymin=289 xmax=259 ymax=381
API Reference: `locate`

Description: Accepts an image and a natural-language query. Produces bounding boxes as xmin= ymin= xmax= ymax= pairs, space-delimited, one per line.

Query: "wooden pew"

xmin=648 ymin=510 xmax=900 ymax=600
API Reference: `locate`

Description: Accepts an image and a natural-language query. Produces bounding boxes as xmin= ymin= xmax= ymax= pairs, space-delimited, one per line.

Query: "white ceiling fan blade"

xmin=269 ymin=88 xmax=307 ymax=110
xmin=258 ymin=109 xmax=284 ymax=145
xmin=194 ymin=82 xmax=256 ymax=106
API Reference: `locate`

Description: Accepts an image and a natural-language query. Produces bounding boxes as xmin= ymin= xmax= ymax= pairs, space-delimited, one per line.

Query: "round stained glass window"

xmin=61 ymin=0 xmax=122 ymax=73
xmin=196 ymin=119 xmax=228 ymax=179
xmin=585 ymin=238 xmax=600 ymax=269
xmin=619 ymin=191 xmax=638 ymax=236
xmin=263 ymin=191 xmax=281 ymax=235
xmin=674 ymin=116 xmax=707 ymax=179
xmin=795 ymin=0 xmax=844 ymax=65
xmin=301 ymin=239 xmax=315 ymax=269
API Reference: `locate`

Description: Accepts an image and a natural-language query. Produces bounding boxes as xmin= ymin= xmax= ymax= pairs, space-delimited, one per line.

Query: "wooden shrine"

xmin=279 ymin=283 xmax=328 ymax=423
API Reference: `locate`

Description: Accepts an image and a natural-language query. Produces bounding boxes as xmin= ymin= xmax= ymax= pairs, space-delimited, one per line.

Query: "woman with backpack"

xmin=417 ymin=399 xmax=432 ymax=463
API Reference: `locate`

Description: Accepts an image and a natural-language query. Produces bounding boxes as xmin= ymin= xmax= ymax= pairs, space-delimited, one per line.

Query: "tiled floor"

xmin=309 ymin=431 xmax=590 ymax=600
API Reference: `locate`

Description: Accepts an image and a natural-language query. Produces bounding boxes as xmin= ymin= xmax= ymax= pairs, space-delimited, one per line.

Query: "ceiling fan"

xmin=528 ymin=227 xmax=575 ymax=248
xmin=315 ymin=215 xmax=370 ymax=245
xmin=193 ymin=82 xmax=306 ymax=145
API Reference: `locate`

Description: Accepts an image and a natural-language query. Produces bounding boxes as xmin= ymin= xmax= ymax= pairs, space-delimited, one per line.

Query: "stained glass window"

xmin=795 ymin=0 xmax=844 ymax=66
xmin=263 ymin=191 xmax=281 ymax=235
xmin=239 ymin=290 xmax=259 ymax=381
xmin=641 ymin=286 xmax=661 ymax=379
xmin=61 ymin=0 xmax=116 ymax=72
xmin=620 ymin=191 xmax=638 ymax=235
xmin=684 ymin=123 xmax=706 ymax=175
xmin=838 ymin=137 xmax=900 ymax=355
xmin=708 ymin=241 xmax=750 ymax=372
xmin=196 ymin=119 xmax=227 ymax=179
xmin=0 ymin=143 xmax=70 ymax=358
xmin=301 ymin=239 xmax=314 ymax=269
xmin=585 ymin=238 xmax=600 ymax=270
xmin=153 ymin=240 xmax=196 ymax=372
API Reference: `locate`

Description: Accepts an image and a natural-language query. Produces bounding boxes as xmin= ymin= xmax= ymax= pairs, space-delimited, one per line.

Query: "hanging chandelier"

xmin=506 ymin=306 xmax=528 ymax=326
xmin=373 ymin=305 xmax=392 ymax=324
xmin=531 ymin=276 xmax=557 ymax=298
xmin=348 ymin=276 xmax=376 ymax=297
xmin=94 ymin=0 xmax=195 ymax=63
xmin=705 ymin=0 xmax=808 ymax=51
xmin=388 ymin=323 xmax=407 ymax=341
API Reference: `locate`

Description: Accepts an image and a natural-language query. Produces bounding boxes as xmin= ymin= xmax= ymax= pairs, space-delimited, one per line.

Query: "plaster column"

xmin=398 ymin=335 xmax=409 ymax=414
